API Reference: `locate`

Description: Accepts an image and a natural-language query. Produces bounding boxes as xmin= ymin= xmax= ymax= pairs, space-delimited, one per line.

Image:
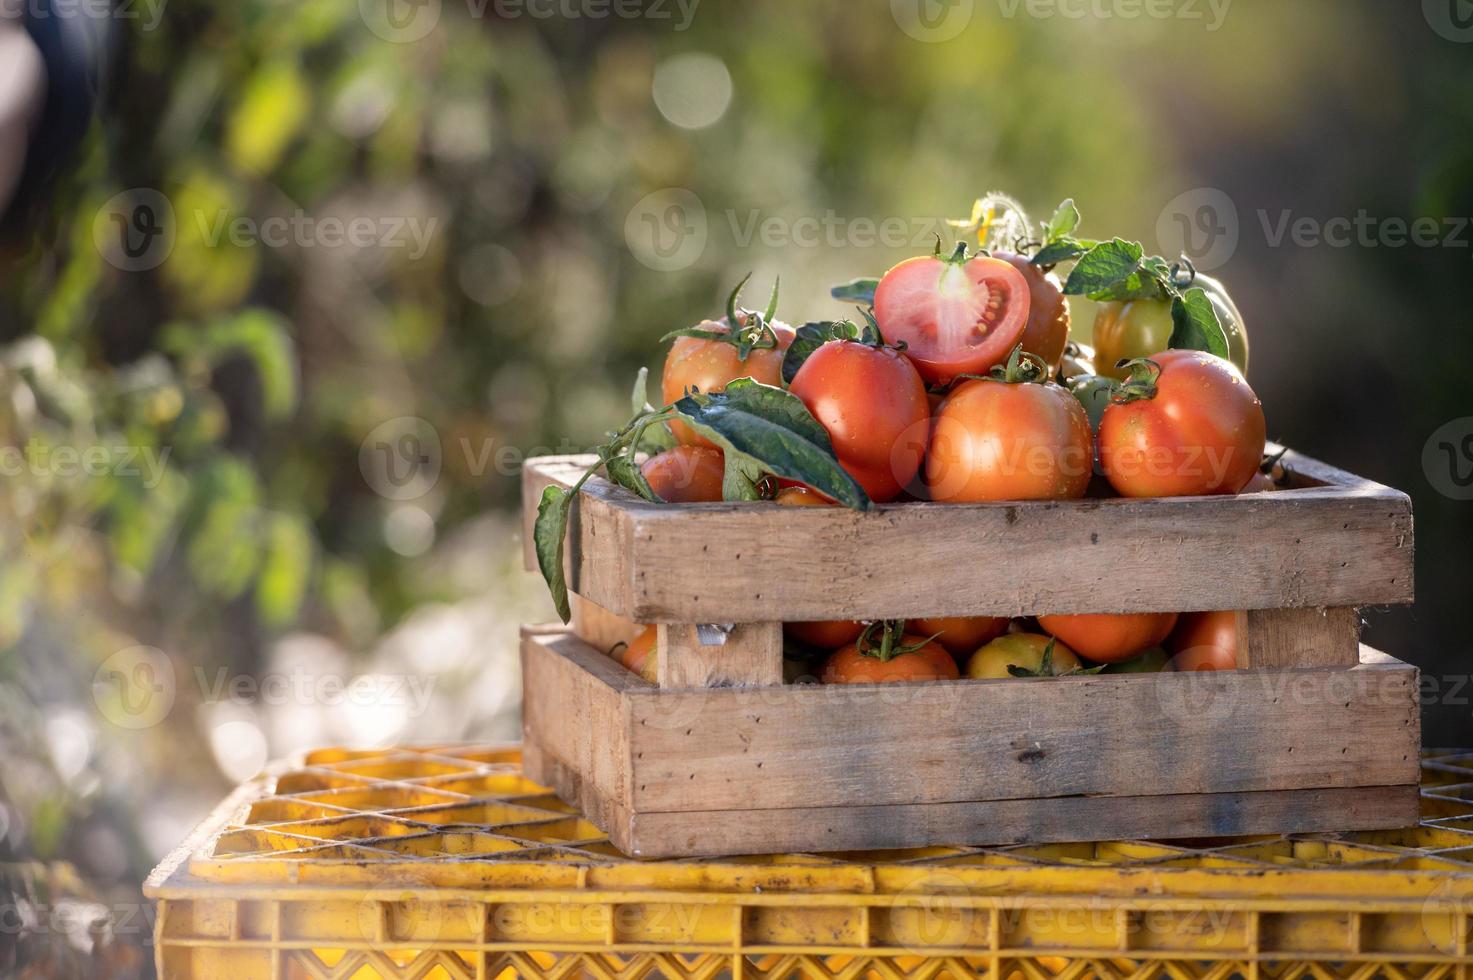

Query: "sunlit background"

xmin=2 ymin=0 xmax=1471 ymax=973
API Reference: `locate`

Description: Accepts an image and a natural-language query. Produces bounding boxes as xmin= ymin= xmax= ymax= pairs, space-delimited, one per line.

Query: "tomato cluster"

xmin=604 ymin=216 xmax=1271 ymax=684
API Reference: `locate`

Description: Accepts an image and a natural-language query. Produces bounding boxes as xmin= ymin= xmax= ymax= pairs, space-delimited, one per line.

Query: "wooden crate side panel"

xmin=621 ymin=784 xmax=1421 ymax=859
xmin=618 ymin=488 xmax=1413 ymax=620
xmin=656 ymin=623 xmax=784 ymax=688
xmin=521 ymin=455 xmax=1413 ymax=622
xmin=520 ymin=631 xmax=644 ymax=828
xmin=616 ymin=644 xmax=1421 ymax=813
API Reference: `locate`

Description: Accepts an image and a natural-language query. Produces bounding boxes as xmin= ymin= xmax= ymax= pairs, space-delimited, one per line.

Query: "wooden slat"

xmin=657 ymin=623 xmax=784 ymax=689
xmin=521 ymin=454 xmax=1414 ymax=622
xmin=519 ymin=629 xmax=646 ymax=831
xmin=611 ymin=643 xmax=1421 ymax=813
xmin=617 ymin=784 xmax=1421 ymax=859
xmin=1241 ymin=607 xmax=1362 ymax=669
xmin=520 ymin=457 xmax=639 ymax=613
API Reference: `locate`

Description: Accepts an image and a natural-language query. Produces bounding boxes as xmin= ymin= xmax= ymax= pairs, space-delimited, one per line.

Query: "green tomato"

xmin=1102 ymin=646 xmax=1170 ymax=674
xmin=966 ymin=633 xmax=1082 ymax=679
xmin=1066 ymin=373 xmax=1114 ymax=432
xmin=1091 ymin=276 xmax=1249 ymax=380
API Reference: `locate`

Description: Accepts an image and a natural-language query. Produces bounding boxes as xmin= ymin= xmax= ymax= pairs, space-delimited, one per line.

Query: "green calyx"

xmin=1109 ymin=358 xmax=1162 ymax=404
xmin=660 ymin=272 xmax=783 ymax=361
xmin=986 ymin=344 xmax=1052 ymax=385
xmin=856 ymin=620 xmax=940 ymax=663
xmin=1006 ymin=638 xmax=1106 ymax=678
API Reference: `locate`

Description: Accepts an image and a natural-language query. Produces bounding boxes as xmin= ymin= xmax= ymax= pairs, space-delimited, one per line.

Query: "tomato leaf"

xmin=830 ymin=277 xmax=879 ymax=305
xmin=1044 ymin=199 xmax=1080 ymax=242
xmin=672 ymin=379 xmax=870 ymax=509
xmin=1168 ymin=287 xmax=1230 ymax=359
xmin=533 ymin=484 xmax=577 ymax=622
xmin=721 ymin=455 xmax=764 ymax=501
xmin=605 ymin=452 xmax=658 ymax=501
xmin=1086 ymin=254 xmax=1174 ymax=301
xmin=1031 ymin=237 xmax=1095 ymax=267
xmin=1062 ymin=239 xmax=1144 ymax=296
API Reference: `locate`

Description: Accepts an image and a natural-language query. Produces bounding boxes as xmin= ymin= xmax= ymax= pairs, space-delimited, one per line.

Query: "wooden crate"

xmin=519 ymin=449 xmax=1420 ymax=858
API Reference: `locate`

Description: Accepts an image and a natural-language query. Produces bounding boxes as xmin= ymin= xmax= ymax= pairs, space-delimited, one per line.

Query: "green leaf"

xmin=1031 ymin=237 xmax=1095 ymax=267
xmin=721 ymin=456 xmax=764 ymax=501
xmin=1062 ymin=239 xmax=1144 ymax=296
xmin=628 ymin=368 xmax=676 ymax=452
xmin=630 ymin=367 xmax=652 ymax=416
xmin=1169 ymin=287 xmax=1230 ymax=359
xmin=606 ymin=451 xmax=657 ymax=501
xmin=534 ymin=485 xmax=576 ymax=622
xmin=672 ymin=379 xmax=869 ymax=510
xmin=1045 ymin=199 xmax=1080 ymax=242
xmin=1086 ymin=254 xmax=1173 ymax=302
xmin=830 ymin=277 xmax=879 ymax=305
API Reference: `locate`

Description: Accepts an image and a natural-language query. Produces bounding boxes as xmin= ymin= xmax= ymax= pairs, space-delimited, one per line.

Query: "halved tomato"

xmin=873 ymin=245 xmax=1031 ymax=384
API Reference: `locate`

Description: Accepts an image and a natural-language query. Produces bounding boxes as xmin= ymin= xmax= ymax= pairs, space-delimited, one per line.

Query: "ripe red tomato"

xmin=910 ymin=616 xmax=1009 ymax=658
xmin=1036 ymin=612 xmax=1179 ymax=664
xmin=786 ymin=620 xmax=866 ymax=649
xmin=789 ymin=340 xmax=930 ymax=502
xmin=1167 ymin=610 xmax=1239 ymax=671
xmin=821 ymin=633 xmax=959 ymax=684
xmin=1098 ymin=350 xmax=1266 ymax=498
xmin=926 ymin=373 xmax=1092 ymax=502
xmin=873 ymin=248 xmax=1030 ymax=384
xmin=995 ymin=252 xmax=1070 ymax=369
xmin=662 ymin=315 xmax=794 ymax=448
xmin=640 ymin=445 xmax=725 ymax=503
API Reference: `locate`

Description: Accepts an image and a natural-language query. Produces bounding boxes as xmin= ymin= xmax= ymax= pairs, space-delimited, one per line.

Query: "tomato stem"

xmin=1109 ymin=358 xmax=1162 ymax=403
xmin=856 ymin=620 xmax=938 ymax=663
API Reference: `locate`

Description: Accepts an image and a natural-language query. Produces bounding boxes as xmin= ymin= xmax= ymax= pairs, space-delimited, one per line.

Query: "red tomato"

xmin=1036 ymin=612 xmax=1179 ymax=664
xmin=789 ymin=340 xmax=930 ymax=502
xmin=926 ymin=376 xmax=1093 ymax=501
xmin=662 ymin=315 xmax=794 ymax=448
xmin=995 ymin=252 xmax=1070 ymax=369
xmin=1167 ymin=610 xmax=1240 ymax=671
xmin=873 ymin=249 xmax=1030 ymax=384
xmin=786 ymin=620 xmax=866 ymax=649
xmin=1098 ymin=350 xmax=1266 ymax=498
xmin=821 ymin=634 xmax=960 ymax=684
xmin=910 ymin=616 xmax=1009 ymax=658
xmin=640 ymin=445 xmax=725 ymax=503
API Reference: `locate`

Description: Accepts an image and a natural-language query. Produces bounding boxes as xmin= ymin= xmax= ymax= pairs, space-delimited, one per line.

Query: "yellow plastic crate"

xmin=145 ymin=746 xmax=1473 ymax=979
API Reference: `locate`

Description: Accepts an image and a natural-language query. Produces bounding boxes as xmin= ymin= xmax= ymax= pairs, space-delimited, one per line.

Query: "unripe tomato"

xmin=789 ymin=340 xmax=930 ymax=502
xmin=662 ymin=316 xmax=794 ymax=448
xmin=640 ymin=445 xmax=725 ymax=503
xmin=927 ymin=377 xmax=1093 ymax=502
xmin=873 ymin=248 xmax=1031 ymax=384
xmin=966 ymin=633 xmax=1082 ymax=679
xmin=821 ymin=633 xmax=959 ymax=684
xmin=1093 ymin=277 xmax=1248 ymax=381
xmin=1036 ymin=612 xmax=1178 ymax=664
xmin=1098 ymin=350 xmax=1265 ymax=498
xmin=910 ymin=616 xmax=1009 ymax=658
xmin=1167 ymin=610 xmax=1239 ymax=671
xmin=995 ymin=252 xmax=1070 ymax=369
